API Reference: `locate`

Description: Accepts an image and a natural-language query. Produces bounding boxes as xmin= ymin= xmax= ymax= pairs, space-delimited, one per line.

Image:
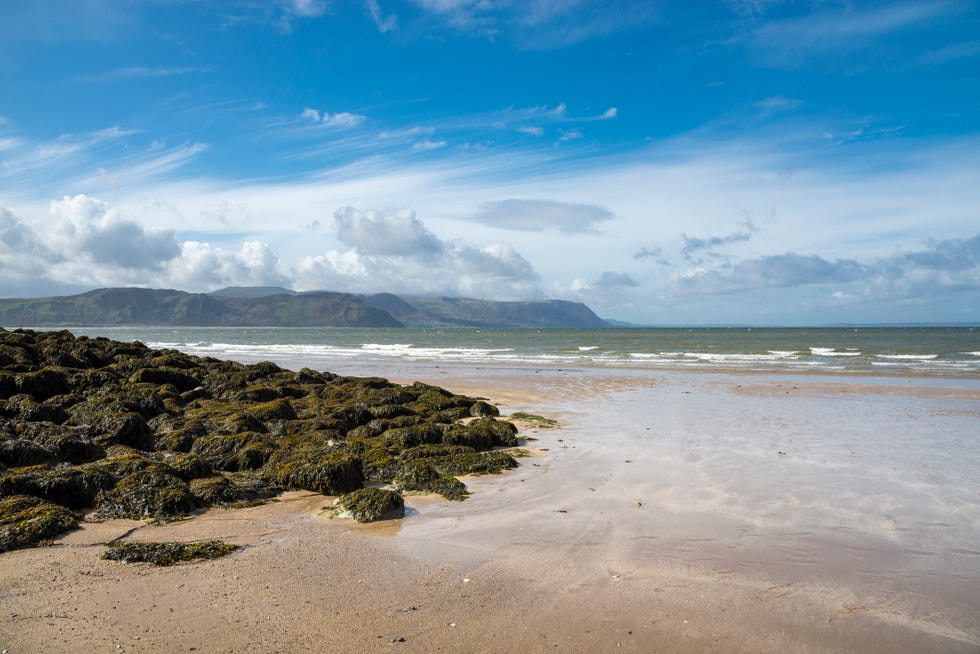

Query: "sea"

xmin=45 ymin=326 xmax=980 ymax=376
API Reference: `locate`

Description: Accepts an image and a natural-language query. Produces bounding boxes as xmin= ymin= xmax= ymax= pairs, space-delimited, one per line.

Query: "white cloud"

xmin=366 ymin=0 xmax=398 ymax=33
xmin=556 ymin=128 xmax=583 ymax=143
xmin=295 ymin=205 xmax=541 ymax=299
xmin=918 ymin=40 xmax=980 ymax=66
xmin=467 ymin=199 xmax=613 ymax=234
xmin=286 ymin=0 xmax=328 ymax=18
xmin=675 ymin=235 xmax=980 ymax=300
xmin=79 ymin=66 xmax=213 ymax=84
xmin=741 ymin=2 xmax=958 ymax=67
xmin=301 ymin=108 xmax=366 ymax=127
xmin=49 ymin=194 xmax=180 ymax=270
xmin=412 ymin=139 xmax=448 ymax=151
xmin=407 ymin=0 xmax=657 ymax=50
xmin=517 ymin=126 xmax=544 ymax=136
xmin=334 ymin=206 xmax=443 ymax=256
xmin=166 ymin=240 xmax=287 ymax=290
xmin=323 ymin=112 xmax=366 ymax=127
xmin=569 ymin=270 xmax=640 ymax=308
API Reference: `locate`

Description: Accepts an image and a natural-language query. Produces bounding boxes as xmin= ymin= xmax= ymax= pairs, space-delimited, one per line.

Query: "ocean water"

xmin=51 ymin=326 xmax=980 ymax=376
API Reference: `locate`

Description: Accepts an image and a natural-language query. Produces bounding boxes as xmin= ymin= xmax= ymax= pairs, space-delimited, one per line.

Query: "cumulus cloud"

xmin=49 ymin=195 xmax=181 ymax=270
xmin=0 ymin=198 xmax=540 ymax=300
xmin=296 ymin=206 xmax=541 ymax=300
xmin=570 ymin=271 xmax=640 ymax=307
xmin=468 ymin=199 xmax=613 ymax=234
xmin=166 ymin=240 xmax=287 ymax=290
xmin=334 ymin=206 xmax=443 ymax=256
xmin=0 ymin=206 xmax=60 ymax=285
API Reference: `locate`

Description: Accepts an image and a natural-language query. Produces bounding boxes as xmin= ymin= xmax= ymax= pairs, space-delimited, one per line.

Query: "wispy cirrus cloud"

xmin=407 ymin=0 xmax=657 ymax=50
xmin=738 ymin=1 xmax=961 ymax=67
xmin=300 ymin=108 xmax=367 ymax=128
xmin=78 ymin=66 xmax=215 ymax=84
xmin=681 ymin=221 xmax=758 ymax=261
xmin=917 ymin=39 xmax=980 ymax=66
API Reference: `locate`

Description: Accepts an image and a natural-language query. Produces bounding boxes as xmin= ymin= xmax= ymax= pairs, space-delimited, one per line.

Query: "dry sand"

xmin=2 ymin=365 xmax=978 ymax=653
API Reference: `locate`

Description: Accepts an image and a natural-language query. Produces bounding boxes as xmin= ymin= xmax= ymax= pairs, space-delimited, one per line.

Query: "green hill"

xmin=0 ymin=287 xmax=609 ymax=329
xmin=0 ymin=288 xmax=401 ymax=328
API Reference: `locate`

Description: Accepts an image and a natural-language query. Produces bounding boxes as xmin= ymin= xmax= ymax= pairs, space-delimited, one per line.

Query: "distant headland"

xmin=0 ymin=287 xmax=610 ymax=329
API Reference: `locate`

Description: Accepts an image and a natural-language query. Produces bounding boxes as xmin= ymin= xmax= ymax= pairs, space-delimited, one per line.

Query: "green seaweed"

xmin=0 ymin=494 xmax=80 ymax=552
xmin=393 ymin=460 xmax=467 ymax=501
xmin=102 ymin=539 xmax=239 ymax=566
xmin=333 ymin=487 xmax=405 ymax=523
xmin=93 ymin=469 xmax=199 ymax=520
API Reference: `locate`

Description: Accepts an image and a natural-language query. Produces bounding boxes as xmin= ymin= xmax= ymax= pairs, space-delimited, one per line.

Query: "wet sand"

xmin=2 ymin=363 xmax=978 ymax=653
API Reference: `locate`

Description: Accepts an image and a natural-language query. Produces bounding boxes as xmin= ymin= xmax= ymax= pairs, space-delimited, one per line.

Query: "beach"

xmin=2 ymin=356 xmax=978 ymax=653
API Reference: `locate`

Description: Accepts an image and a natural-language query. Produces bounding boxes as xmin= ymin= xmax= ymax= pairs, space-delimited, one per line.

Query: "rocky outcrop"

xmin=0 ymin=328 xmax=522 ymax=551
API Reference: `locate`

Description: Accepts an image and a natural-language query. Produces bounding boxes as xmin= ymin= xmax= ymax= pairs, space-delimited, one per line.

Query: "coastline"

xmin=2 ymin=360 xmax=978 ymax=652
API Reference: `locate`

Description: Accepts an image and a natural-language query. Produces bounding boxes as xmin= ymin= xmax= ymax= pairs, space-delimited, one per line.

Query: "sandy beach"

xmin=2 ymin=362 xmax=978 ymax=653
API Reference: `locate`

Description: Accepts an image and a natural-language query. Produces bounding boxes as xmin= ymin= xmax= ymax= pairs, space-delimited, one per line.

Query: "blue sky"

xmin=1 ymin=0 xmax=978 ymax=325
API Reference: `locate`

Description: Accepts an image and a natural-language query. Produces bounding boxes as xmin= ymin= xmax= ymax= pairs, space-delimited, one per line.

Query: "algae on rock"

xmin=0 ymin=327 xmax=528 ymax=549
xmin=333 ymin=487 xmax=405 ymax=523
xmin=0 ymin=494 xmax=80 ymax=551
xmin=102 ymin=539 xmax=240 ymax=565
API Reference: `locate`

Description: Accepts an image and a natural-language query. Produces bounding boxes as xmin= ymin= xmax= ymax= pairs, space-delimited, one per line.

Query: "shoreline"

xmin=2 ymin=359 xmax=978 ymax=652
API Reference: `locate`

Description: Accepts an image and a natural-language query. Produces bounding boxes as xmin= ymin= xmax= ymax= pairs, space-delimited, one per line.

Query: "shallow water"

xmin=384 ymin=367 xmax=980 ymax=644
xmin=49 ymin=325 xmax=980 ymax=375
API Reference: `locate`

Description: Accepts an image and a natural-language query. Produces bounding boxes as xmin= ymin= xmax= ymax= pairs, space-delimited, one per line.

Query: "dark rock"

xmin=94 ymin=469 xmax=199 ymax=520
xmin=334 ymin=487 xmax=405 ymax=523
xmin=393 ymin=460 xmax=467 ymax=501
xmin=265 ymin=451 xmax=363 ymax=494
xmin=0 ymin=495 xmax=80 ymax=552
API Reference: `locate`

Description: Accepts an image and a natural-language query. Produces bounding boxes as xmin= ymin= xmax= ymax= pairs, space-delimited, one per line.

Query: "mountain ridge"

xmin=0 ymin=287 xmax=609 ymax=329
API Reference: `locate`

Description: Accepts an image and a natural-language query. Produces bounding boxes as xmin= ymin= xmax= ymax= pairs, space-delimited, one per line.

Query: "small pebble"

xmin=392 ymin=636 xmax=406 ymax=642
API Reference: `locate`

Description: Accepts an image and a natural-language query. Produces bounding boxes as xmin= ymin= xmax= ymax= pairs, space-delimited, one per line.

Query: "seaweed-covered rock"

xmin=333 ymin=488 xmax=405 ymax=523
xmin=249 ymin=398 xmax=296 ymax=422
xmin=0 ymin=464 xmax=116 ymax=509
xmin=0 ymin=329 xmax=526 ymax=548
xmin=129 ymin=367 xmax=202 ymax=393
xmin=65 ymin=402 xmax=154 ymax=450
xmin=0 ymin=495 xmax=80 ymax=552
xmin=469 ymin=417 xmax=519 ymax=447
xmin=380 ymin=424 xmax=443 ymax=449
xmin=393 ymin=460 xmax=467 ymax=501
xmin=0 ymin=438 xmax=53 ymax=467
xmin=102 ymin=539 xmax=239 ymax=565
xmin=16 ymin=368 xmax=71 ymax=401
xmin=188 ymin=474 xmax=279 ymax=507
xmin=94 ymin=469 xmax=199 ymax=520
xmin=428 ymin=450 xmax=518 ymax=476
xmin=190 ymin=432 xmax=275 ymax=472
xmin=265 ymin=451 xmax=363 ymax=495
xmin=469 ymin=400 xmax=500 ymax=417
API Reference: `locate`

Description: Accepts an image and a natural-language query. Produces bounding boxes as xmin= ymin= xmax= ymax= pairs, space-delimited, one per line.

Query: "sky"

xmin=1 ymin=0 xmax=978 ymax=325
